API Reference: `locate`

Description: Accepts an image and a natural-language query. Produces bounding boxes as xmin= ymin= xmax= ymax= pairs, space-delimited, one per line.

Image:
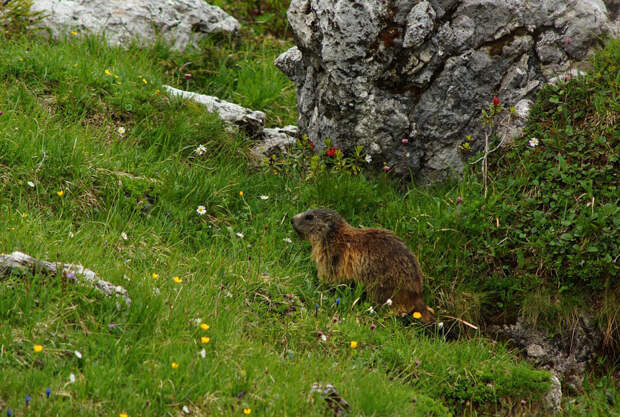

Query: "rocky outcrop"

xmin=32 ymin=0 xmax=240 ymax=51
xmin=277 ymin=0 xmax=616 ymax=182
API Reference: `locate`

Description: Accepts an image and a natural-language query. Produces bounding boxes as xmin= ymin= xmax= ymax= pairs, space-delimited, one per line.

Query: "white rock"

xmin=32 ymin=0 xmax=240 ymax=51
xmin=163 ymin=85 xmax=265 ymax=136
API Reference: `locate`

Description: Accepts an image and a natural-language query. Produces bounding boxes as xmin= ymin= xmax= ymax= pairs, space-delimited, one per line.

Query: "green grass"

xmin=0 ymin=2 xmax=618 ymax=416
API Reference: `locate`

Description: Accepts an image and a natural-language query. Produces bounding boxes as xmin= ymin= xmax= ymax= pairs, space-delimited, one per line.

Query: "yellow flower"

xmin=350 ymin=341 xmax=358 ymax=349
xmin=412 ymin=311 xmax=422 ymax=319
xmin=119 ymin=413 xmax=129 ymax=417
xmin=201 ymin=336 xmax=210 ymax=344
xmin=239 ymin=191 xmax=244 ymax=197
xmin=154 ymin=89 xmax=160 ymax=95
xmin=243 ymin=408 xmax=251 ymax=415
xmin=70 ymin=31 xmax=78 ymax=36
xmin=57 ymin=190 xmax=64 ymax=197
xmin=142 ymin=78 xmax=147 ymax=84
xmin=200 ymin=323 xmax=210 ymax=331
xmin=114 ymin=74 xmax=119 ymax=79
xmin=22 ymin=213 xmax=28 ymax=218
xmin=105 ymin=69 xmax=112 ymax=76
xmin=171 ymin=362 xmax=179 ymax=369
xmin=33 ymin=344 xmax=43 ymax=353
xmin=173 ymin=276 xmax=182 ymax=284
xmin=240 ymin=369 xmax=246 ymax=376
xmin=152 ymin=273 xmax=159 ymax=279
xmin=116 ymin=81 xmax=121 ymax=85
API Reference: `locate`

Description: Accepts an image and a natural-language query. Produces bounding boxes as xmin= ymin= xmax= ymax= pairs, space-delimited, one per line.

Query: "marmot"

xmin=291 ymin=209 xmax=433 ymax=322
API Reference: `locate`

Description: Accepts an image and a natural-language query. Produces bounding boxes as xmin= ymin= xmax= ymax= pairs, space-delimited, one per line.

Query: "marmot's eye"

xmin=305 ymin=214 xmax=314 ymax=221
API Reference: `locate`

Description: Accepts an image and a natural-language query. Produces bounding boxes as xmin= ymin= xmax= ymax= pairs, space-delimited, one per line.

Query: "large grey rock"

xmin=32 ymin=0 xmax=240 ymax=51
xmin=279 ymin=0 xmax=616 ymax=182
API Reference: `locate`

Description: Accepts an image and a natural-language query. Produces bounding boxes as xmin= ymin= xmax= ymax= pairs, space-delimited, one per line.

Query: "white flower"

xmin=199 ymin=348 xmax=206 ymax=358
xmin=152 ymin=287 xmax=160 ymax=296
xmin=68 ymin=232 xmax=74 ymax=238
xmin=283 ymin=237 xmax=293 ymax=243
xmin=364 ymin=154 xmax=372 ymax=163
xmin=236 ymin=232 xmax=244 ymax=238
xmin=117 ymin=126 xmax=126 ymax=136
xmin=528 ymin=137 xmax=539 ymax=148
xmin=182 ymin=405 xmax=190 ymax=414
xmin=121 ymin=232 xmax=128 ymax=241
xmin=438 ymin=321 xmax=444 ymax=329
xmin=69 ymin=373 xmax=76 ymax=383
xmin=27 ymin=181 xmax=35 ymax=188
xmin=320 ymin=334 xmax=327 ymax=342
xmin=196 ymin=205 xmax=206 ymax=215
xmin=259 ymin=195 xmax=269 ymax=200
xmin=191 ymin=317 xmax=202 ymax=326
xmin=74 ymin=350 xmax=82 ymax=359
xmin=195 ymin=144 xmax=207 ymax=155
xmin=367 ymin=306 xmax=375 ymax=314
xmin=384 ymin=298 xmax=393 ymax=306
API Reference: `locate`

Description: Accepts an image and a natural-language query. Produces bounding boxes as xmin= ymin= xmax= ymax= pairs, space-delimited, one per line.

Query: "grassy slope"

xmin=0 ymin=4 xmax=618 ymax=417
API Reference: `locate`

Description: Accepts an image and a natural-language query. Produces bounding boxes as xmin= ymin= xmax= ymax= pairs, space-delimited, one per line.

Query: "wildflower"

xmin=152 ymin=273 xmax=159 ymax=279
xmin=70 ymin=31 xmax=78 ymax=36
xmin=142 ymin=78 xmax=147 ymax=84
xmin=153 ymin=287 xmax=161 ymax=296
xmin=335 ymin=298 xmax=340 ymax=306
xmin=283 ymin=237 xmax=292 ymax=243
xmin=370 ymin=322 xmax=376 ymax=330
xmin=201 ymin=336 xmax=210 ymax=344
xmin=456 ymin=196 xmax=463 ymax=204
xmin=327 ymin=147 xmax=337 ymax=157
xmin=173 ymin=276 xmax=182 ymax=284
xmin=68 ymin=232 xmax=74 ymax=238
xmin=27 ymin=181 xmax=35 ymax=188
xmin=119 ymin=413 xmax=129 ymax=417
xmin=493 ymin=96 xmax=500 ymax=106
xmin=401 ymin=138 xmax=409 ymax=144
xmin=243 ymin=409 xmax=251 ymax=415
xmin=22 ymin=213 xmax=28 ymax=218
xmin=364 ymin=154 xmax=372 ymax=163
xmin=438 ymin=321 xmax=444 ymax=329
xmin=25 ymin=395 xmax=31 ymax=406
xmin=57 ymin=190 xmax=64 ymax=197
xmin=236 ymin=232 xmax=244 ymax=238
xmin=317 ymin=331 xmax=327 ymax=342
xmin=195 ymin=144 xmax=207 ymax=155
xmin=184 ymin=73 xmax=192 ymax=80
xmin=74 ymin=350 xmax=82 ymax=359
xmin=259 ymin=195 xmax=269 ymax=200
xmin=69 ymin=373 xmax=76 ymax=383
xmin=412 ymin=312 xmax=422 ymax=319
xmin=107 ymin=323 xmax=117 ymax=329
xmin=121 ymin=232 xmax=128 ymax=240
xmin=45 ymin=389 xmax=51 ymax=398
xmin=350 ymin=341 xmax=358 ymax=349
xmin=33 ymin=344 xmax=43 ymax=353
xmin=200 ymin=323 xmax=210 ymax=331
xmin=565 ymin=37 xmax=571 ymax=44
xmin=528 ymin=137 xmax=539 ymax=148
xmin=383 ymin=165 xmax=390 ymax=172
xmin=520 ymin=399 xmax=527 ymax=405
xmin=7 ymin=411 xmax=13 ymax=417
xmin=182 ymin=405 xmax=190 ymax=414
xmin=384 ymin=298 xmax=392 ymax=306
xmin=65 ymin=271 xmax=75 ymax=279
xmin=367 ymin=306 xmax=375 ymax=314
xmin=171 ymin=362 xmax=179 ymax=369
xmin=117 ymin=126 xmax=126 ymax=136
xmin=199 ymin=348 xmax=206 ymax=358
xmin=105 ymin=69 xmax=112 ymax=76
xmin=196 ymin=205 xmax=207 ymax=215
xmin=308 ymin=141 xmax=315 ymax=150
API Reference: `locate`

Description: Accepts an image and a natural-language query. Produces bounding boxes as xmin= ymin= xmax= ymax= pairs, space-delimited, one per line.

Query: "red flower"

xmin=327 ymin=147 xmax=337 ymax=157
xmin=308 ymin=141 xmax=315 ymax=150
xmin=184 ymin=73 xmax=192 ymax=80
xmin=492 ymin=96 xmax=500 ymax=106
xmin=401 ymin=138 xmax=409 ymax=145
xmin=383 ymin=165 xmax=390 ymax=172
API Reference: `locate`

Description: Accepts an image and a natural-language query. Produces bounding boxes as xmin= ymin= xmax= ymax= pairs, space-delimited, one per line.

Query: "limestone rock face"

xmin=278 ymin=0 xmax=616 ymax=182
xmin=32 ymin=0 xmax=240 ymax=51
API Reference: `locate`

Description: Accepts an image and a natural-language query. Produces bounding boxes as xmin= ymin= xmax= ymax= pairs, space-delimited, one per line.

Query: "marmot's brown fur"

xmin=291 ymin=209 xmax=433 ymax=322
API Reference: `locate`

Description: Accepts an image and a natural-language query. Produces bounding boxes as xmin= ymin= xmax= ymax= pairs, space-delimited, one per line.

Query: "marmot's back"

xmin=291 ymin=209 xmax=433 ymax=322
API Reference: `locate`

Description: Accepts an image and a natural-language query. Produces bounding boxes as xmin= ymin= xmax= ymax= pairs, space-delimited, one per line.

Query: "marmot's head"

xmin=291 ymin=209 xmax=347 ymax=242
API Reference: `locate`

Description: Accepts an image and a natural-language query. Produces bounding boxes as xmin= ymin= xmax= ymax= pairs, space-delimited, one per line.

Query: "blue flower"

xmin=45 ymin=388 xmax=51 ymax=398
xmin=335 ymin=298 xmax=340 ymax=306
xmin=25 ymin=395 xmax=31 ymax=405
